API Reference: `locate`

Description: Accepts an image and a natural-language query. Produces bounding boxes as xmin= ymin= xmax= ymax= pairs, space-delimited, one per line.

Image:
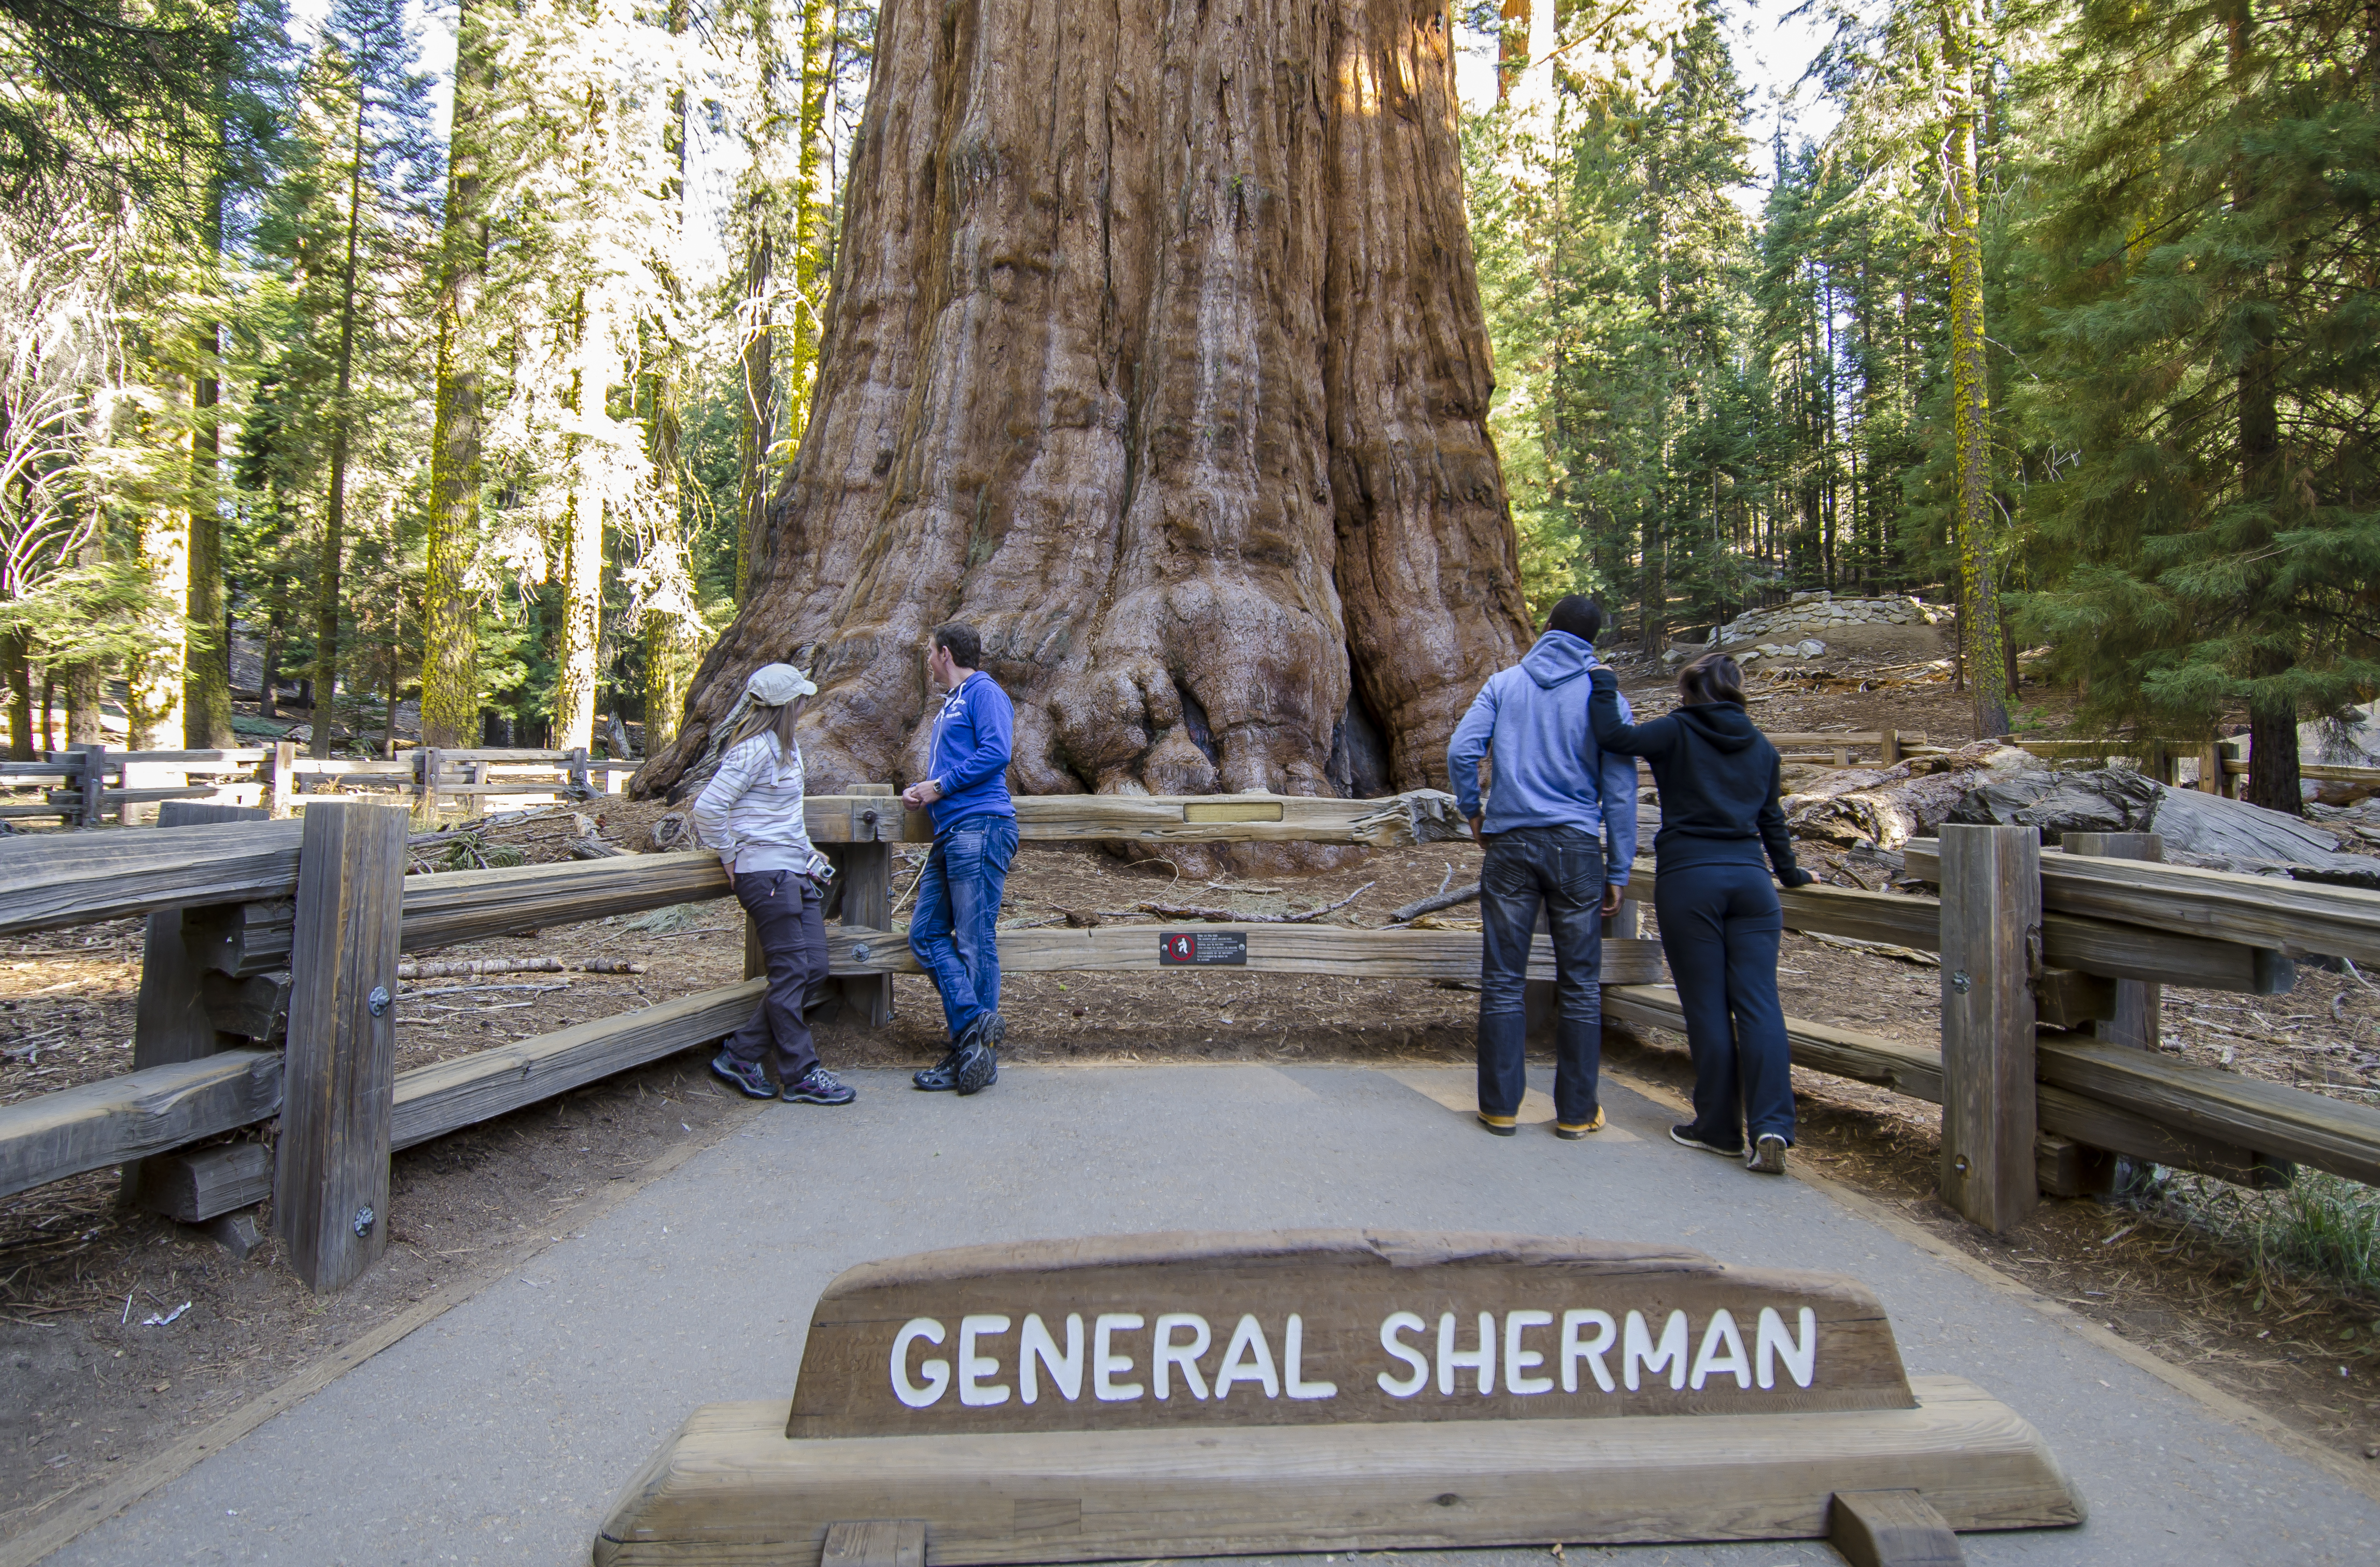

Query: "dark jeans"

xmin=909 ymin=814 xmax=1019 ymax=1043
xmin=724 ymin=870 xmax=829 ymax=1082
xmin=1653 ymin=858 xmax=1794 ymax=1149
xmin=1478 ymin=825 xmax=1605 ymax=1127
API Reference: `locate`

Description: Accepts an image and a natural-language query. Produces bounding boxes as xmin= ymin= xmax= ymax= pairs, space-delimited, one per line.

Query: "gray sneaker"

xmin=1747 ymin=1134 xmax=1788 ymax=1176
xmin=711 ymin=1052 xmax=774 ymax=1100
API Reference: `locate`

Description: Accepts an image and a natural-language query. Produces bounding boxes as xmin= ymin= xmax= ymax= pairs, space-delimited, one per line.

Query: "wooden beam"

xmin=1827 ymin=1489 xmax=1967 ymax=1567
xmin=1904 ymin=839 xmax=2380 ymax=967
xmin=390 ymin=980 xmax=763 ymax=1150
xmin=0 ymin=817 xmax=303 ymax=935
xmin=2034 ymin=1083 xmax=2289 ymax=1192
xmin=2060 ymin=833 xmax=2164 ymax=1049
xmin=276 ymin=801 xmax=407 ymax=1293
xmin=591 ymin=1378 xmax=2080 ymax=1566
xmin=181 ymin=900 xmax=295 ymax=977
xmin=821 ymin=926 xmax=1667 ymax=985
xmin=833 ymin=784 xmax=896 ymax=1026
xmin=0 ymin=1051 xmax=281 ymax=1201
xmin=820 ymin=1521 xmax=926 ymax=1567
xmin=398 ymin=852 xmax=731 ymax=952
xmin=795 ymin=792 xmax=1464 ymax=848
xmin=1604 ymin=986 xmax=1944 ymax=1103
xmin=131 ymin=1141 xmax=274 ymax=1223
xmin=1937 ymin=825 xmax=2041 ymax=1233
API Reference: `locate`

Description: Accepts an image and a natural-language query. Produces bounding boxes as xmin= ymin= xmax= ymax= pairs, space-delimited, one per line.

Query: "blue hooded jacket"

xmin=1445 ymin=631 xmax=1639 ymax=879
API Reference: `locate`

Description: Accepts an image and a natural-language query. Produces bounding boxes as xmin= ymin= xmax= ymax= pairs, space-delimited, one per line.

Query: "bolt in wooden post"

xmin=841 ymin=784 xmax=896 ymax=1026
xmin=1938 ymin=823 xmax=2041 ymax=1233
xmin=275 ymin=799 xmax=407 ymax=1292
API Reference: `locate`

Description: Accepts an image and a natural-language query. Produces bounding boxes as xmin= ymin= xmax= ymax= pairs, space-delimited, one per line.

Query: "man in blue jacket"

xmin=902 ymin=623 xmax=1018 ymax=1096
xmin=1446 ymin=595 xmax=1639 ymax=1139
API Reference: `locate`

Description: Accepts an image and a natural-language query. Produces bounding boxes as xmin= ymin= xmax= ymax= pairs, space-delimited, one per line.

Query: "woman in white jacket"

xmin=689 ymin=665 xmax=854 ymax=1105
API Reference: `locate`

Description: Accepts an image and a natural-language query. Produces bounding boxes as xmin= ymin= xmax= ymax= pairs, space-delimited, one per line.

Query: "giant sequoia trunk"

xmin=638 ymin=0 xmax=1529 ymax=805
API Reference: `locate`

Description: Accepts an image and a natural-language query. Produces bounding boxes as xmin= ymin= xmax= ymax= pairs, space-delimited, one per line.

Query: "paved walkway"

xmin=44 ymin=1064 xmax=2380 ymax=1566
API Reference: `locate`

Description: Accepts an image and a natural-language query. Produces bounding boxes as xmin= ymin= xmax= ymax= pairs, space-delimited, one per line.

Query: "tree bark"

xmin=1942 ymin=8 xmax=2006 ymax=741
xmin=552 ymin=290 xmax=609 ymax=751
xmin=3 ymin=630 xmax=31 ymax=760
xmin=420 ymin=0 xmax=494 ymax=750
xmin=130 ymin=373 xmax=191 ymax=751
xmin=640 ymin=0 xmax=1529 ymax=802
xmin=313 ymin=96 xmax=368 ymax=760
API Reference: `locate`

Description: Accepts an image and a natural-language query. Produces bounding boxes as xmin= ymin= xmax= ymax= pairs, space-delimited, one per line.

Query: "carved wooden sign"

xmin=786 ymin=1230 xmax=1913 ymax=1439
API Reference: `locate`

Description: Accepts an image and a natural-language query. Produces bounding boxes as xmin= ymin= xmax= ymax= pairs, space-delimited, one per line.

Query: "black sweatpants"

xmin=722 ymin=869 xmax=829 ymax=1083
xmin=1652 ymin=858 xmax=1794 ymax=1150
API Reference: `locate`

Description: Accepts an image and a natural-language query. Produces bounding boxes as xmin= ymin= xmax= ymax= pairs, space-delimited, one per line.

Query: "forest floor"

xmin=6 ymin=629 xmax=2380 ymax=1544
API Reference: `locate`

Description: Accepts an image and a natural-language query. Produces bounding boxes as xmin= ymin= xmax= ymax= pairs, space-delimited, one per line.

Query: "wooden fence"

xmin=0 ymin=744 xmax=638 ymax=827
xmin=5 ymin=791 xmax=2380 ymax=1292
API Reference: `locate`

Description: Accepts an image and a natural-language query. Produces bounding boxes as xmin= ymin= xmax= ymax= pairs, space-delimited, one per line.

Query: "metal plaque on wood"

xmin=1159 ymin=930 xmax=1247 ymax=967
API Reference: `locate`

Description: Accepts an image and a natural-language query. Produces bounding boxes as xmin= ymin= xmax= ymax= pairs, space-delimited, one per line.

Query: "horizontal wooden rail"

xmin=2221 ymin=760 xmax=2380 ymax=784
xmin=0 ymin=1050 xmax=282 ymax=1201
xmin=798 ymin=792 xmax=1462 ymax=847
xmin=818 ymin=925 xmax=1665 ymax=984
xmin=1601 ymin=986 xmax=2328 ymax=1190
xmin=400 ymin=854 xmax=733 ymax=951
xmin=1905 ymin=839 xmax=2380 ymax=966
xmin=0 ymin=819 xmax=305 ymax=936
xmin=1624 ymin=863 xmax=2292 ymax=993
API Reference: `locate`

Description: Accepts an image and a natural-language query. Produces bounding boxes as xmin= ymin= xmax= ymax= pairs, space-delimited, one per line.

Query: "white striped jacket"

xmin=690 ymin=735 xmax=832 ymax=878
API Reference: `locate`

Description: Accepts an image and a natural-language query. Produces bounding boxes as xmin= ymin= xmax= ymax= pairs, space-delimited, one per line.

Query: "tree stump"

xmin=638 ymin=0 xmax=1529 ymax=808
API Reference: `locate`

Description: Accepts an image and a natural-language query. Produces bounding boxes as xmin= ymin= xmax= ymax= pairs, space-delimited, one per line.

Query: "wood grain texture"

xmin=787 ymin=1231 xmax=1912 ymax=1438
xmin=1828 ymin=1489 xmax=1967 ymax=1566
xmin=2060 ymin=833 xmax=2163 ymax=1052
xmin=593 ymin=1377 xmax=2080 ymax=1566
xmin=793 ymin=794 xmax=1461 ymax=848
xmin=1904 ymin=839 xmax=2380 ymax=966
xmin=180 ymin=900 xmax=295 ymax=977
xmin=823 ymin=926 xmax=1664 ymax=984
xmin=131 ymin=1140 xmax=274 ymax=1223
xmin=0 ymin=1051 xmax=281 ymax=1201
xmin=2036 ymin=1036 xmax=2377 ymax=1185
xmin=819 ymin=1521 xmax=924 ymax=1567
xmin=0 ymin=817 xmax=303 ymax=936
xmin=390 ymin=980 xmax=764 ymax=1150
xmin=1604 ymin=986 xmax=1946 ymax=1103
xmin=275 ymin=801 xmax=407 ymax=1292
xmin=398 ymin=853 xmax=731 ymax=952
xmin=1937 ymin=825 xmax=2040 ymax=1234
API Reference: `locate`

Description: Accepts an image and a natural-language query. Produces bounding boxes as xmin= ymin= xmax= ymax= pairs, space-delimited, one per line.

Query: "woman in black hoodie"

xmin=1588 ymin=653 xmax=1814 ymax=1174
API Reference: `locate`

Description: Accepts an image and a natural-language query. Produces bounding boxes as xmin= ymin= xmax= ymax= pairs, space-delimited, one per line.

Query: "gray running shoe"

xmin=1747 ymin=1134 xmax=1789 ymax=1175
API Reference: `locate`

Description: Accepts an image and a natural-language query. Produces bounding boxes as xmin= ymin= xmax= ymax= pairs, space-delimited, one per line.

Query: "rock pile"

xmin=1664 ymin=591 xmax=1955 ymax=667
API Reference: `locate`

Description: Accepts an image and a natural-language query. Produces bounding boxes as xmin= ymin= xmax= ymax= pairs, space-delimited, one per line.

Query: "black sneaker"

xmin=1669 ymin=1124 xmax=1743 ymax=1158
xmin=783 ymin=1066 xmax=856 ymax=1106
xmin=711 ymin=1052 xmax=776 ymax=1100
xmin=912 ymin=1052 xmax=962 ymax=1092
xmin=1747 ymin=1133 xmax=1788 ymax=1175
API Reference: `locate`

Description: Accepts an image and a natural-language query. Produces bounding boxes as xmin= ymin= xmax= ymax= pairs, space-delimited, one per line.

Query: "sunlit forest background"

xmin=2 ymin=0 xmax=2374 ymax=790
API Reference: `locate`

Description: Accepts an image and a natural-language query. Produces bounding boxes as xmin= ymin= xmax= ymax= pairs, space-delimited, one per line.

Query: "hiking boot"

xmin=1476 ymin=1112 xmax=1518 ymax=1137
xmin=912 ymin=1052 xmax=963 ymax=1092
xmin=1747 ymin=1133 xmax=1789 ymax=1176
xmin=1669 ymin=1124 xmax=1743 ymax=1158
xmin=711 ymin=1052 xmax=776 ymax=1100
xmin=949 ymin=1011 xmax=1001 ymax=1096
xmin=1554 ymin=1109 xmax=1606 ymax=1140
xmin=782 ymin=1066 xmax=856 ymax=1106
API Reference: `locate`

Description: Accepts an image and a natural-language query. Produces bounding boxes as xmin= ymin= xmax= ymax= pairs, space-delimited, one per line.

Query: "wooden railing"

xmin=7 ymin=790 xmax=2380 ymax=1288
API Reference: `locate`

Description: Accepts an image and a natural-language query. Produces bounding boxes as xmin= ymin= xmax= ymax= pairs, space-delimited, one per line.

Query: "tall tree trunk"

xmin=552 ymin=290 xmax=609 ymax=751
xmin=185 ymin=323 xmax=234 ymax=746
xmin=313 ymin=100 xmax=368 ymax=760
xmin=642 ymin=0 xmax=698 ymax=752
xmin=737 ymin=221 xmax=774 ymax=608
xmin=421 ymin=0 xmax=494 ymax=749
xmin=640 ymin=0 xmax=1529 ymax=799
xmin=130 ymin=376 xmax=192 ymax=750
xmin=1942 ymin=6 xmax=2006 ymax=740
xmin=3 ymin=631 xmax=31 ymax=760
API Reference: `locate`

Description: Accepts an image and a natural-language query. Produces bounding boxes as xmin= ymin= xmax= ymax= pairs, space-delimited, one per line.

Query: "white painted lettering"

xmin=1377 ymin=1311 xmax=1428 ymax=1397
xmin=1284 ymin=1314 xmax=1337 ymax=1400
xmin=1503 ymin=1309 xmax=1553 ymax=1394
xmin=1689 ymin=1309 xmax=1751 ymax=1391
xmin=1622 ymin=1309 xmax=1688 ymax=1392
xmin=1020 ymin=1312 xmax=1084 ymax=1404
xmin=1437 ymin=1311 xmax=1494 ymax=1396
xmin=891 ymin=1317 xmax=949 ymax=1408
xmin=957 ymin=1314 xmax=1012 ymax=1406
xmin=1093 ymin=1312 xmax=1145 ymax=1401
xmin=1214 ymin=1314 xmax=1281 ymax=1400
xmin=1561 ymin=1309 xmax=1616 ymax=1393
xmin=1152 ymin=1312 xmax=1212 ymax=1401
xmin=1756 ymin=1306 xmax=1818 ymax=1390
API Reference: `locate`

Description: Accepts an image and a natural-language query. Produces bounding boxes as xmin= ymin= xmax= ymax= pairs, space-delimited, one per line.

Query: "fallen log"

xmin=396 ymin=956 xmax=566 ymax=978
xmin=1782 ymin=742 xmax=2045 ymax=850
xmin=1137 ymin=882 xmax=1373 ymax=924
xmin=1388 ymin=880 xmax=1481 ymax=923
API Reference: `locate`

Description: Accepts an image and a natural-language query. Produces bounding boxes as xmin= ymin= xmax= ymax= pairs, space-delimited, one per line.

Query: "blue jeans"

xmin=908 ymin=814 xmax=1019 ymax=1043
xmin=1477 ymin=825 xmax=1606 ymax=1127
xmin=1653 ymin=858 xmax=1794 ymax=1149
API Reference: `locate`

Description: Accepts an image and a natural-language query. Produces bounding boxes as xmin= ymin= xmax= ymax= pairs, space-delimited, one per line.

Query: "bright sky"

xmin=1454 ymin=0 xmax=1844 ymax=216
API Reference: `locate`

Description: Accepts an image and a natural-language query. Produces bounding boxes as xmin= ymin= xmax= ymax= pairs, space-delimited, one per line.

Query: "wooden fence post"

xmin=840 ymin=784 xmax=896 ymax=1026
xmin=269 ymin=740 xmax=297 ymax=817
xmin=416 ymin=747 xmax=441 ymax=818
xmin=76 ymin=742 xmax=105 ymax=828
xmin=1878 ymin=729 xmax=1901 ymax=767
xmin=2062 ymin=832 xmax=2163 ymax=1053
xmin=275 ymin=799 xmax=407 ymax=1292
xmin=1938 ymin=823 xmax=2041 ymax=1233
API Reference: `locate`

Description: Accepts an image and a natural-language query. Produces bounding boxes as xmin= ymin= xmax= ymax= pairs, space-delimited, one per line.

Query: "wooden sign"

xmin=787 ymin=1231 xmax=1911 ymax=1438
xmin=596 ymin=1232 xmax=2085 ymax=1567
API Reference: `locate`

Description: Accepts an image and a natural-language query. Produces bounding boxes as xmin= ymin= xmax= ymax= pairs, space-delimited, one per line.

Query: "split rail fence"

xmin=5 ymin=794 xmax=2380 ymax=1293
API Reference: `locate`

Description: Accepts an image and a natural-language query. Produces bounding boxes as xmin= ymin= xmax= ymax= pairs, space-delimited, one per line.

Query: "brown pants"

xmin=722 ymin=870 xmax=829 ymax=1082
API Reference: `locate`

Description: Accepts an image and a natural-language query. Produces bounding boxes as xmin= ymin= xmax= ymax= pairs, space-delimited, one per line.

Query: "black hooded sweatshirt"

xmin=1587 ymin=668 xmax=1809 ymax=881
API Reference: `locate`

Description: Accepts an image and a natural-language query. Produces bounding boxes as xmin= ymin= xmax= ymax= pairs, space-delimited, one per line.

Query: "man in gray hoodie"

xmin=1446 ymin=596 xmax=1639 ymax=1139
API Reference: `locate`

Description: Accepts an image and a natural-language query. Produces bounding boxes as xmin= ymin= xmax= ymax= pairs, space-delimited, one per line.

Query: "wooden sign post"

xmin=596 ymin=1231 xmax=2082 ymax=1566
